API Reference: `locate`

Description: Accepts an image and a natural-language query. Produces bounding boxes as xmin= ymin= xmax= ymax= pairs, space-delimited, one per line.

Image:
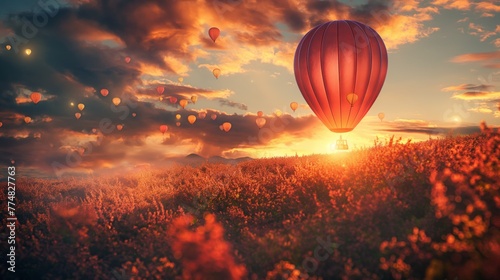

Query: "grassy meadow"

xmin=1 ymin=125 xmax=499 ymax=280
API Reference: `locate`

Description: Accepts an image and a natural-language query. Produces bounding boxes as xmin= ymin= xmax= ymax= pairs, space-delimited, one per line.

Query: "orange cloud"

xmin=451 ymin=51 xmax=500 ymax=63
xmin=432 ymin=0 xmax=471 ymax=10
xmin=452 ymin=91 xmax=500 ymax=100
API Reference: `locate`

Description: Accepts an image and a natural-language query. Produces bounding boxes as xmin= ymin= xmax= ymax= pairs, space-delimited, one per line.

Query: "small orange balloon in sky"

xmin=30 ymin=92 xmax=41 ymax=104
xmin=25 ymin=49 xmax=31 ymax=55
xmin=346 ymin=93 xmax=358 ymax=106
xmin=125 ymin=56 xmax=131 ymax=63
xmin=188 ymin=115 xmax=196 ymax=124
xmin=178 ymin=77 xmax=184 ymax=83
xmin=179 ymin=99 xmax=188 ymax=109
xmin=116 ymin=124 xmax=123 ymax=131
xmin=275 ymin=110 xmax=282 ymax=117
xmin=213 ymin=68 xmax=221 ymax=79
xmin=24 ymin=116 xmax=32 ymax=123
xmin=176 ymin=114 xmax=181 ymax=120
xmin=132 ymin=112 xmax=137 ymax=117
xmin=5 ymin=45 xmax=11 ymax=51
xmin=157 ymin=86 xmax=164 ymax=95
xmin=256 ymin=117 xmax=266 ymax=129
xmin=378 ymin=113 xmax=385 ymax=121
xmin=78 ymin=103 xmax=85 ymax=111
xmin=198 ymin=111 xmax=206 ymax=119
xmin=211 ymin=114 xmax=217 ymax=120
xmin=75 ymin=113 xmax=81 ymax=120
xmin=100 ymin=88 xmax=109 ymax=96
xmin=290 ymin=102 xmax=298 ymax=112
xmin=160 ymin=125 xmax=168 ymax=134
xmin=208 ymin=27 xmax=220 ymax=42
xmin=191 ymin=95 xmax=198 ymax=104
xmin=92 ymin=128 xmax=97 ymax=133
xmin=112 ymin=97 xmax=121 ymax=106
xmin=176 ymin=121 xmax=181 ymax=127
xmin=0 ymin=121 xmax=3 ymax=128
xmin=222 ymin=122 xmax=231 ymax=132
xmin=219 ymin=124 xmax=223 ymax=131
xmin=257 ymin=111 xmax=263 ymax=117
xmin=169 ymin=96 xmax=177 ymax=104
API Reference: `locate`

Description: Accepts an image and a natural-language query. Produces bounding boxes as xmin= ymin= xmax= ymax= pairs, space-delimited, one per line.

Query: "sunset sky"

xmin=0 ymin=0 xmax=499 ymax=177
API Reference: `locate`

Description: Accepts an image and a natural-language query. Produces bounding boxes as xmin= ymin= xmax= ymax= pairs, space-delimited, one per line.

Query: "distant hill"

xmin=172 ymin=154 xmax=253 ymax=166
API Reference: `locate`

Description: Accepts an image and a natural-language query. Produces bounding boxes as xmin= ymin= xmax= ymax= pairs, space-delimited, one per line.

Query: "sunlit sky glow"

xmin=0 ymin=0 xmax=499 ymax=177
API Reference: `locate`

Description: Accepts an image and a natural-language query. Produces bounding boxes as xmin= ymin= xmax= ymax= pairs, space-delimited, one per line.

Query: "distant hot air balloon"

xmin=160 ymin=125 xmax=168 ymax=134
xmin=178 ymin=77 xmax=184 ymax=83
xmin=169 ymin=97 xmax=178 ymax=104
xmin=132 ymin=113 xmax=137 ymax=117
xmin=100 ymin=89 xmax=109 ymax=96
xmin=275 ymin=110 xmax=282 ymax=117
xmin=160 ymin=97 xmax=164 ymax=101
xmin=378 ymin=113 xmax=385 ymax=121
xmin=25 ymin=49 xmax=31 ymax=55
xmin=92 ymin=128 xmax=97 ymax=133
xmin=257 ymin=111 xmax=263 ymax=117
xmin=346 ymin=93 xmax=358 ymax=107
xmin=219 ymin=125 xmax=223 ymax=131
xmin=256 ymin=117 xmax=266 ymax=129
xmin=78 ymin=103 xmax=85 ymax=111
xmin=191 ymin=96 xmax=198 ymax=104
xmin=125 ymin=56 xmax=131 ymax=63
xmin=116 ymin=124 xmax=123 ymax=131
xmin=188 ymin=115 xmax=196 ymax=124
xmin=290 ymin=102 xmax=298 ymax=112
xmin=75 ymin=113 xmax=81 ymax=120
xmin=211 ymin=114 xmax=217 ymax=120
xmin=213 ymin=68 xmax=221 ymax=79
xmin=222 ymin=122 xmax=232 ymax=132
xmin=0 ymin=121 xmax=3 ymax=127
xmin=198 ymin=111 xmax=206 ymax=119
xmin=24 ymin=116 xmax=32 ymax=123
xmin=176 ymin=114 xmax=181 ymax=120
xmin=112 ymin=97 xmax=121 ymax=106
xmin=5 ymin=45 xmax=11 ymax=51
xmin=176 ymin=122 xmax=181 ymax=127
xmin=179 ymin=99 xmax=188 ymax=109
xmin=208 ymin=27 xmax=220 ymax=42
xmin=30 ymin=92 xmax=41 ymax=104
xmin=157 ymin=86 xmax=165 ymax=95
xmin=294 ymin=20 xmax=388 ymax=133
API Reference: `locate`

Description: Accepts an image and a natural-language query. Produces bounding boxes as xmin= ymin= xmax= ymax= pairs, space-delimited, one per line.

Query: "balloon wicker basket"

xmin=335 ymin=135 xmax=349 ymax=150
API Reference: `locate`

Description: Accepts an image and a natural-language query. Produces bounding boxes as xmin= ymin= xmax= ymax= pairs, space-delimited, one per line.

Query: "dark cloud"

xmin=217 ymin=99 xmax=248 ymax=110
xmin=442 ymin=83 xmax=494 ymax=92
xmin=379 ymin=125 xmax=481 ymax=136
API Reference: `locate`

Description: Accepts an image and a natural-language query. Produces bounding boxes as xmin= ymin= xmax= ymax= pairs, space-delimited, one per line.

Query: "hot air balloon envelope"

xmin=294 ymin=20 xmax=388 ymax=133
xmin=100 ymin=89 xmax=109 ymax=96
xmin=256 ymin=117 xmax=266 ymax=128
xmin=78 ymin=103 xmax=85 ymax=111
xmin=157 ymin=86 xmax=165 ymax=95
xmin=222 ymin=122 xmax=232 ymax=132
xmin=112 ymin=97 xmax=121 ymax=106
xmin=179 ymin=100 xmax=188 ymax=109
xmin=290 ymin=102 xmax=299 ymax=112
xmin=208 ymin=27 xmax=220 ymax=42
xmin=30 ymin=92 xmax=42 ymax=104
xmin=213 ymin=68 xmax=221 ymax=79
xmin=257 ymin=111 xmax=263 ymax=117
xmin=160 ymin=125 xmax=168 ymax=134
xmin=188 ymin=115 xmax=196 ymax=124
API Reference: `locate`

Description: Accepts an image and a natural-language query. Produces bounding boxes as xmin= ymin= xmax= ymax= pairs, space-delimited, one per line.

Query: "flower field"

xmin=1 ymin=124 xmax=499 ymax=280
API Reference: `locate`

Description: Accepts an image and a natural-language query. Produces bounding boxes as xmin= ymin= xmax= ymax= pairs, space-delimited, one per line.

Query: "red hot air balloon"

xmin=294 ymin=20 xmax=388 ymax=133
xmin=208 ymin=27 xmax=220 ymax=42
xmin=160 ymin=125 xmax=168 ymax=134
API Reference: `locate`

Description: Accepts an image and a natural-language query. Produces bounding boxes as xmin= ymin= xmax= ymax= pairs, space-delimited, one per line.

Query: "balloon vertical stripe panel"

xmin=294 ymin=20 xmax=388 ymax=133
